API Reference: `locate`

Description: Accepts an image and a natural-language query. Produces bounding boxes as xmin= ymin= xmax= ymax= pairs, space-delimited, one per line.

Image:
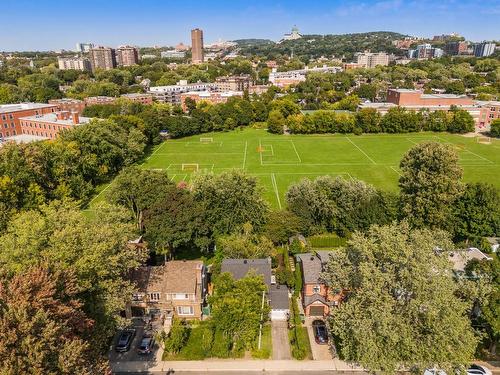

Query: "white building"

xmin=354 ymin=52 xmax=390 ymax=68
xmin=148 ymin=80 xmax=217 ymax=104
xmin=75 ymin=43 xmax=94 ymax=53
xmin=281 ymin=26 xmax=302 ymax=42
xmin=161 ymin=50 xmax=186 ymax=59
xmin=269 ymin=65 xmax=343 ymax=87
xmin=473 ymin=42 xmax=496 ymax=57
xmin=58 ymin=56 xmax=91 ymax=71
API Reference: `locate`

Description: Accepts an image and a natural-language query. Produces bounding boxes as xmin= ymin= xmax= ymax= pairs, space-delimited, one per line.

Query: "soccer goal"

xmin=200 ymin=137 xmax=213 ymax=143
xmin=477 ymin=136 xmax=491 ymax=144
xmin=182 ymin=163 xmax=199 ymax=172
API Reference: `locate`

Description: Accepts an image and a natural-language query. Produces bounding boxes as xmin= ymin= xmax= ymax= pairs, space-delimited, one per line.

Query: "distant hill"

xmin=232 ymin=39 xmax=275 ymax=46
xmin=239 ymin=31 xmax=408 ymax=60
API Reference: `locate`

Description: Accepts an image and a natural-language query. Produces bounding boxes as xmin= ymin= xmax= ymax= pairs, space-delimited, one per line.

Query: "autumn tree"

xmin=399 ymin=142 xmax=463 ymax=230
xmin=321 ymin=222 xmax=478 ymax=373
xmin=0 ymin=266 xmax=101 ymax=375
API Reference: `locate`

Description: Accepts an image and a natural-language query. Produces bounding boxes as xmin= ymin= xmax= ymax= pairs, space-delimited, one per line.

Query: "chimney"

xmin=71 ymin=112 xmax=79 ymax=125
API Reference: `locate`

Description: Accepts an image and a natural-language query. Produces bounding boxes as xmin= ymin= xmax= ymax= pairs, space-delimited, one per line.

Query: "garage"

xmin=269 ymin=284 xmax=290 ymax=321
xmin=309 ymin=305 xmax=325 ymax=316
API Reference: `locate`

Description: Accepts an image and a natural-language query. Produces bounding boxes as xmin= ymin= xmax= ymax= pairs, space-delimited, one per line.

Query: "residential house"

xmin=447 ymin=248 xmax=493 ymax=274
xmin=126 ymin=260 xmax=207 ymax=326
xmin=296 ymin=251 xmax=343 ymax=316
xmin=220 ymin=258 xmax=290 ymax=321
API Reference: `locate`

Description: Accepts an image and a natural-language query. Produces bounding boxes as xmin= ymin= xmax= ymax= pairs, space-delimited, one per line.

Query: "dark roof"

xmin=303 ymin=294 xmax=329 ymax=307
xmin=221 ymin=258 xmax=272 ymax=286
xmin=269 ymin=284 xmax=289 ymax=310
xmin=296 ymin=252 xmax=334 ymax=284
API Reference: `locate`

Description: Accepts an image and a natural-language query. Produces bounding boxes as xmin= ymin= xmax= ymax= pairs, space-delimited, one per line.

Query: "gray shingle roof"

xmin=221 ymin=258 xmax=272 ymax=287
xmin=269 ymin=284 xmax=289 ymax=310
xmin=296 ymin=252 xmax=334 ymax=284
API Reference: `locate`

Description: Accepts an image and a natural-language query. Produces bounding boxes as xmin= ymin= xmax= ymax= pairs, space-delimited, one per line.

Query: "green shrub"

xmin=294 ymin=264 xmax=303 ymax=296
xmin=211 ymin=329 xmax=232 ymax=358
xmin=288 ymin=296 xmax=312 ymax=360
xmin=164 ymin=318 xmax=190 ymax=355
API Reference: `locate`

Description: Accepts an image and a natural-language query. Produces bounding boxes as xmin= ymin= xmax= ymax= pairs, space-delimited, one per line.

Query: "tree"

xmin=452 ymin=183 xmax=500 ymax=242
xmin=263 ymin=210 xmax=305 ymax=244
xmin=164 ymin=318 xmax=190 ymax=355
xmin=216 ymin=224 xmax=275 ymax=259
xmin=210 ymin=272 xmax=269 ymax=352
xmin=490 ymin=118 xmax=500 ymax=137
xmin=448 ymin=107 xmax=474 ymax=133
xmin=267 ymin=109 xmax=286 ymax=134
xmin=0 ymin=266 xmax=100 ymax=374
xmin=355 ymin=108 xmax=381 ymax=133
xmin=354 ymin=84 xmax=377 ymax=101
xmin=107 ymin=166 xmax=174 ymax=229
xmin=144 ymin=185 xmax=210 ymax=255
xmin=0 ymin=201 xmax=146 ymax=353
xmin=192 ymin=170 xmax=269 ymax=237
xmin=321 ymin=222 xmax=478 ymax=373
xmin=399 ymin=142 xmax=463 ymax=230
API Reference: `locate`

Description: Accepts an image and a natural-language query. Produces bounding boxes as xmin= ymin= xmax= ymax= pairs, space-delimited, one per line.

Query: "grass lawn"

xmin=251 ymin=323 xmax=272 ymax=359
xmin=89 ymin=129 xmax=500 ymax=209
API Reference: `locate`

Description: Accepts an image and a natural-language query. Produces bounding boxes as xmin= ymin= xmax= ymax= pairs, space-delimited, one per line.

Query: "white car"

xmin=466 ymin=364 xmax=492 ymax=375
xmin=424 ymin=364 xmax=492 ymax=375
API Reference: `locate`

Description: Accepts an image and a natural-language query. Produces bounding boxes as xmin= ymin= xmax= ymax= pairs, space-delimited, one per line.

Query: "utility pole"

xmin=258 ymin=290 xmax=265 ymax=349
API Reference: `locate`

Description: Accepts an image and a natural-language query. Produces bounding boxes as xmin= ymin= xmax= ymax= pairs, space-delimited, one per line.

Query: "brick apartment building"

xmin=57 ymin=56 xmax=91 ymax=71
xmin=120 ymin=93 xmax=153 ymax=105
xmin=0 ymin=103 xmax=58 ymax=138
xmin=84 ymin=96 xmax=117 ymax=106
xmin=191 ymin=28 xmax=204 ymax=64
xmin=116 ymin=46 xmax=139 ymax=66
xmin=48 ymin=98 xmax=86 ymax=114
xmin=180 ymin=90 xmax=243 ymax=111
xmin=19 ymin=111 xmax=91 ymax=139
xmin=90 ymin=46 xmax=116 ymax=71
xmin=215 ymin=75 xmax=252 ymax=92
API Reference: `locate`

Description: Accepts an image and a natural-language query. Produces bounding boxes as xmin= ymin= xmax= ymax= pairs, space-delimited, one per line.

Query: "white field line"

xmin=170 ymin=174 xmax=177 ymax=181
xmin=290 ymin=140 xmax=302 ymax=163
xmin=405 ymin=137 xmax=420 ymax=145
xmin=271 ymin=173 xmax=282 ymax=209
xmin=434 ymin=135 xmax=493 ymax=163
xmin=89 ymin=183 xmax=112 ymax=205
xmin=242 ymin=141 xmax=248 ymax=169
xmin=155 ymin=152 xmax=241 ymax=155
xmin=147 ymin=143 xmax=165 ymax=160
xmin=345 ymin=137 xmax=376 ymax=165
xmin=390 ymin=166 xmax=402 ymax=177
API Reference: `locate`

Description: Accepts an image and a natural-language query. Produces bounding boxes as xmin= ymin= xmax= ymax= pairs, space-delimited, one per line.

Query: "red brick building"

xmin=19 ymin=111 xmax=91 ymax=139
xmin=387 ymin=89 xmax=474 ymax=107
xmin=48 ymin=98 xmax=86 ymax=114
xmin=0 ymin=103 xmax=58 ymax=138
xmin=180 ymin=90 xmax=242 ymax=111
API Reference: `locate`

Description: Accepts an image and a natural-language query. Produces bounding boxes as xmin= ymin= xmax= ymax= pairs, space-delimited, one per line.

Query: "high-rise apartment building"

xmin=354 ymin=52 xmax=389 ymax=68
xmin=57 ymin=56 xmax=91 ymax=71
xmin=75 ymin=42 xmax=94 ymax=53
xmin=90 ymin=46 xmax=117 ymax=71
xmin=473 ymin=42 xmax=496 ymax=57
xmin=116 ymin=46 xmax=139 ymax=66
xmin=444 ymin=41 xmax=468 ymax=56
xmin=191 ymin=28 xmax=204 ymax=64
xmin=409 ymin=44 xmax=443 ymax=59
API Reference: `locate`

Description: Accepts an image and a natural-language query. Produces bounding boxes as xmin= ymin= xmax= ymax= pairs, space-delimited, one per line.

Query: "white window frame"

xmin=173 ymin=293 xmax=189 ymax=300
xmin=177 ymin=306 xmax=194 ymax=316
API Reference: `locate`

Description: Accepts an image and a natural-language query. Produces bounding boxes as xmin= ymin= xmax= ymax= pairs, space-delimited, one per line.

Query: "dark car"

xmin=312 ymin=320 xmax=328 ymax=345
xmin=115 ymin=329 xmax=136 ymax=353
xmin=137 ymin=336 xmax=155 ymax=355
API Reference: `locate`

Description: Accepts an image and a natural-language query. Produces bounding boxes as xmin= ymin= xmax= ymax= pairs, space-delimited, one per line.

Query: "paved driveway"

xmin=305 ymin=319 xmax=333 ymax=360
xmin=109 ymin=321 xmax=162 ymax=364
xmin=271 ymin=320 xmax=291 ymax=360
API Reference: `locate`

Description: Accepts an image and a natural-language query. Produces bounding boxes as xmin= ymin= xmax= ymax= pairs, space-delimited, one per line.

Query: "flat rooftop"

xmin=19 ymin=112 xmax=91 ymax=126
xmin=0 ymin=102 xmax=57 ymax=114
xmin=2 ymin=134 xmax=48 ymax=144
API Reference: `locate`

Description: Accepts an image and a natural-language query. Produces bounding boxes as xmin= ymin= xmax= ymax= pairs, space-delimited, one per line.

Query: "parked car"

xmin=312 ymin=320 xmax=328 ymax=344
xmin=115 ymin=329 xmax=136 ymax=353
xmin=424 ymin=364 xmax=492 ymax=375
xmin=137 ymin=336 xmax=155 ymax=355
xmin=466 ymin=364 xmax=492 ymax=375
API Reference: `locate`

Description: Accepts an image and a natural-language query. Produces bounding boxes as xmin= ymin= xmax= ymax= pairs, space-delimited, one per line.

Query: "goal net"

xmin=182 ymin=164 xmax=199 ymax=172
xmin=200 ymin=137 xmax=213 ymax=143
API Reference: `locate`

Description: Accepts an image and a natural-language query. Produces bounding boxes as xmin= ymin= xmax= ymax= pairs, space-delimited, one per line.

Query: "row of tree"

xmin=268 ymin=106 xmax=475 ymax=135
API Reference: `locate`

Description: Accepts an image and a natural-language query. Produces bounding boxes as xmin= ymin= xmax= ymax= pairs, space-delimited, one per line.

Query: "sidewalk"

xmin=111 ymin=359 xmax=366 ymax=373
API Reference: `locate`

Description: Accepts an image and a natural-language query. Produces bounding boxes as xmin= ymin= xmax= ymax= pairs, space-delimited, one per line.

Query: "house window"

xmin=177 ymin=306 xmax=194 ymax=316
xmin=149 ymin=292 xmax=161 ymax=301
xmin=173 ymin=293 xmax=189 ymax=300
xmin=132 ymin=293 xmax=144 ymax=301
xmin=312 ymin=285 xmax=321 ymax=294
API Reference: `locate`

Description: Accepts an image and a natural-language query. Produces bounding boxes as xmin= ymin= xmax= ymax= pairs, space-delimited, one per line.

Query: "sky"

xmin=1 ymin=0 xmax=499 ymax=51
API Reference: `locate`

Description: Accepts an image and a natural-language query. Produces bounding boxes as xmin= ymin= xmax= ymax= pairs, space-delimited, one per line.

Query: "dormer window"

xmin=313 ymin=285 xmax=321 ymax=294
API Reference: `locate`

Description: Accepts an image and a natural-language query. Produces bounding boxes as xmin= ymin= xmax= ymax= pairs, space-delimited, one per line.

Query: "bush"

xmin=164 ymin=319 xmax=190 ymax=355
xmin=294 ymin=264 xmax=303 ymax=296
xmin=288 ymin=297 xmax=311 ymax=360
xmin=211 ymin=329 xmax=232 ymax=358
xmin=491 ymin=118 xmax=500 ymax=137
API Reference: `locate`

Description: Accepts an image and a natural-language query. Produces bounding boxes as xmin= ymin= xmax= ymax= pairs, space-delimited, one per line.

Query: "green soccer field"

xmin=136 ymin=129 xmax=500 ymax=209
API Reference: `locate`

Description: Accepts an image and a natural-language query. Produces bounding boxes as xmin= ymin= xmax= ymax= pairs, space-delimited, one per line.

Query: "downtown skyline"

xmin=1 ymin=0 xmax=499 ymax=51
